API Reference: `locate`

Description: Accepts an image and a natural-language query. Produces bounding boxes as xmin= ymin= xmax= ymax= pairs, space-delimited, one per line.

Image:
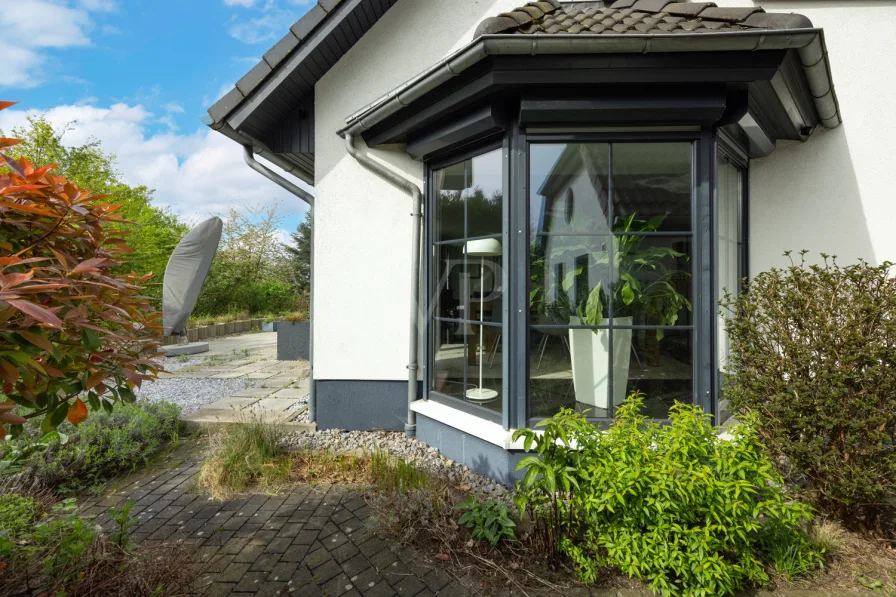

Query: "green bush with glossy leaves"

xmin=513 ymin=396 xmax=823 ymax=596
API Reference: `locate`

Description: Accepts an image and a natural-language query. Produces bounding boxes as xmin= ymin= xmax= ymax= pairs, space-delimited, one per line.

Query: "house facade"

xmin=206 ymin=0 xmax=895 ymax=483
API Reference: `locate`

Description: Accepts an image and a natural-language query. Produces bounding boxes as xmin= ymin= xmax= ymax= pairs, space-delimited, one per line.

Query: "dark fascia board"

xmin=340 ymin=30 xmax=841 ymax=138
xmin=362 ymin=52 xmax=783 ymax=147
xmin=407 ymin=103 xmax=507 ymax=161
xmin=518 ymin=88 xmax=728 ymax=127
xmin=224 ymin=0 xmax=375 ymax=132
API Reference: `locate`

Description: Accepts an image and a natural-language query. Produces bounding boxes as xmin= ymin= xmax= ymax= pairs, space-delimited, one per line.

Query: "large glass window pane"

xmin=717 ymin=157 xmax=743 ymax=373
xmin=435 ymin=161 xmax=466 ymax=242
xmin=432 ymin=328 xmax=466 ymax=401
xmin=433 ymin=242 xmax=465 ymax=321
xmin=528 ymin=140 xmax=695 ymax=421
xmin=611 ymin=235 xmax=692 ymax=327
xmin=612 ymin=143 xmax=692 ymax=232
xmin=613 ymin=328 xmax=693 ymax=419
xmin=430 ymin=147 xmax=504 ymax=416
xmin=529 ymin=234 xmax=611 ymax=327
xmin=530 ymin=143 xmax=610 ymax=237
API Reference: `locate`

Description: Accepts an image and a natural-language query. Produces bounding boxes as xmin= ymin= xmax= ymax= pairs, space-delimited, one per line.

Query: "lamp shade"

xmin=464 ymin=238 xmax=502 ymax=257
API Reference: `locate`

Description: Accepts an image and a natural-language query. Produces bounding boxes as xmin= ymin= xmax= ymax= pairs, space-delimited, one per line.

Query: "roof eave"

xmin=201 ymin=115 xmax=315 ymax=185
xmin=339 ymin=30 xmax=841 ymax=137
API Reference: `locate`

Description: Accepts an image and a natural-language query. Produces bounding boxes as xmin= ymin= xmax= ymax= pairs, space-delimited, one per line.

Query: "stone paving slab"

xmin=271 ymin=388 xmax=309 ymax=399
xmin=232 ymin=388 xmax=278 ymax=398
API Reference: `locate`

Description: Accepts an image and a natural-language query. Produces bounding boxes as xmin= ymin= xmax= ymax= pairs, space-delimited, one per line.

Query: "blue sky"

xmin=0 ymin=0 xmax=315 ymax=239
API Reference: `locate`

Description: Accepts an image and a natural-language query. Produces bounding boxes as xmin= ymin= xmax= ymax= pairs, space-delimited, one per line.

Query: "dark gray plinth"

xmin=416 ymin=413 xmax=526 ymax=486
xmin=276 ymin=321 xmax=309 ymax=360
xmin=314 ymin=380 xmax=412 ymax=431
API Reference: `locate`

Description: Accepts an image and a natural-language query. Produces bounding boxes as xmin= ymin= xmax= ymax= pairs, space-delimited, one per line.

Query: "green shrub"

xmin=514 ymin=396 xmax=822 ymax=596
xmin=722 ymin=252 xmax=896 ymax=531
xmin=7 ymin=400 xmax=181 ymax=491
xmin=457 ymin=496 xmax=516 ymax=546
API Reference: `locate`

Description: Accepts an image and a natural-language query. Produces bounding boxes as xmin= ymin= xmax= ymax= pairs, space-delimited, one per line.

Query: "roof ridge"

xmin=474 ymin=0 xmax=813 ymax=38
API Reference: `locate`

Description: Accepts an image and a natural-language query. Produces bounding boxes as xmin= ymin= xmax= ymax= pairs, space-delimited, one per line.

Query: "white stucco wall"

xmin=313 ymin=0 xmax=896 ymax=382
xmin=713 ymin=0 xmax=896 ymax=274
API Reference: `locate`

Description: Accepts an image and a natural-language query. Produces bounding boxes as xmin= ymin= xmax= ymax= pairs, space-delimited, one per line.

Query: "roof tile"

xmin=318 ymin=0 xmax=341 ymax=13
xmin=474 ymin=0 xmax=812 ymax=39
xmin=518 ymin=5 xmax=545 ymax=19
xmin=698 ymin=6 xmax=763 ymax=22
xmin=264 ymin=31 xmax=300 ymax=68
xmin=631 ymin=0 xmax=675 ymax=12
xmin=290 ymin=4 xmax=327 ymax=40
xmin=235 ymin=60 xmax=272 ymax=96
xmin=663 ymin=2 xmax=716 ymax=17
xmin=500 ymin=10 xmax=535 ymax=25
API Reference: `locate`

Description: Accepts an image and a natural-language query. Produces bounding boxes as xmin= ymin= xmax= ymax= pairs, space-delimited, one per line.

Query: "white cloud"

xmin=224 ymin=0 xmax=260 ymax=6
xmin=77 ymin=0 xmax=118 ymax=11
xmin=228 ymin=14 xmax=283 ymax=45
xmin=0 ymin=102 xmax=313 ymax=225
xmin=164 ymin=102 xmax=185 ymax=114
xmin=0 ymin=0 xmax=111 ymax=89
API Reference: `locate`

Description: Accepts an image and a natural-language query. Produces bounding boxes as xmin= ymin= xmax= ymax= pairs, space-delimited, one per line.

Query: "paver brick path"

xmin=80 ymin=441 xmax=470 ymax=597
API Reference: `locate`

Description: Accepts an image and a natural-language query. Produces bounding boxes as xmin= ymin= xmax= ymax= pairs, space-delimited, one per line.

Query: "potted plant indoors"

xmin=531 ymin=213 xmax=691 ymax=410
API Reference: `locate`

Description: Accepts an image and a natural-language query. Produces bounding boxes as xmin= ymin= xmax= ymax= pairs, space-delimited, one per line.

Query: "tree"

xmin=194 ymin=203 xmax=296 ymax=316
xmin=0 ymin=102 xmax=162 ymax=437
xmin=0 ymin=115 xmax=188 ymax=300
xmin=286 ymin=210 xmax=311 ymax=294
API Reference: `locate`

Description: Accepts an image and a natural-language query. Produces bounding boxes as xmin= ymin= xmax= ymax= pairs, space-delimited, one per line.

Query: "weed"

xmin=808 ymin=519 xmax=847 ymax=557
xmin=458 ymin=496 xmax=516 ymax=546
xmin=175 ymin=354 xmax=190 ymax=364
xmin=198 ymin=415 xmax=291 ymax=499
xmin=108 ymin=500 xmax=137 ymax=549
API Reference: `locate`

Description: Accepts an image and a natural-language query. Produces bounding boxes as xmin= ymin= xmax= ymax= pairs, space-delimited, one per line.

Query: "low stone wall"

xmin=160 ymin=318 xmax=263 ymax=346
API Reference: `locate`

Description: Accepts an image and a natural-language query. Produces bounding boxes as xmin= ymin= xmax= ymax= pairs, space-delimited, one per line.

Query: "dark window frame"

xmin=425 ymin=137 xmax=509 ymax=426
xmin=519 ymin=129 xmax=712 ymax=430
xmin=423 ymin=121 xmax=747 ymax=431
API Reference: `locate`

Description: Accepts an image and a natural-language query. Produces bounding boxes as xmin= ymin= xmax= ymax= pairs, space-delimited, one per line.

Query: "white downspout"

xmin=343 ymin=133 xmax=422 ymax=438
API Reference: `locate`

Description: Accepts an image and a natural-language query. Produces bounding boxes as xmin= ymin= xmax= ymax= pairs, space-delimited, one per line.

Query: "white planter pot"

xmin=568 ymin=317 xmax=632 ymax=410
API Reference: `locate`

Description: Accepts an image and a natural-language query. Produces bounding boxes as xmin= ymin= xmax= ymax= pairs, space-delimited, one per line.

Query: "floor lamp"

xmin=464 ymin=238 xmax=501 ymax=402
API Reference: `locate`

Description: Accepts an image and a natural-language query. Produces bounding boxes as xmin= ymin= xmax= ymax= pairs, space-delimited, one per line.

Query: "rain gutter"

xmin=344 ymin=133 xmax=421 ymax=439
xmin=339 ymin=30 xmax=841 ymax=136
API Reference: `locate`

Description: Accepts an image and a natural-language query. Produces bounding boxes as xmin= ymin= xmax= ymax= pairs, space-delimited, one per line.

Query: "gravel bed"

xmin=137 ymin=357 xmax=261 ymax=414
xmin=282 ymin=428 xmax=510 ymax=498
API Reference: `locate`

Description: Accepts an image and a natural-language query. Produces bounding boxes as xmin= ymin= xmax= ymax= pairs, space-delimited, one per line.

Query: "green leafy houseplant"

xmin=513 ymin=396 xmax=823 ymax=596
xmin=530 ymin=213 xmax=690 ymax=340
xmin=457 ymin=496 xmax=516 ymax=546
xmin=722 ymin=252 xmax=896 ymax=532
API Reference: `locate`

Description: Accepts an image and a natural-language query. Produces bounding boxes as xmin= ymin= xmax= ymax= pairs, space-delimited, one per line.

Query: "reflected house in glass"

xmin=204 ymin=0 xmax=875 ymax=482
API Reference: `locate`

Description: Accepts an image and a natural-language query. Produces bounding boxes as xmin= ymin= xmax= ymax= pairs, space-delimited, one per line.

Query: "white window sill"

xmin=410 ymin=400 xmax=530 ymax=450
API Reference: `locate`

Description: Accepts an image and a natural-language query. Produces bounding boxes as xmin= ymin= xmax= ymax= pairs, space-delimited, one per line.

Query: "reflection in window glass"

xmin=717 ymin=157 xmax=743 ymax=372
xmin=431 ymin=148 xmax=504 ymax=415
xmin=613 ymin=329 xmax=693 ymax=420
xmin=528 ymin=142 xmax=693 ymax=420
xmin=613 ymin=143 xmax=692 ymax=231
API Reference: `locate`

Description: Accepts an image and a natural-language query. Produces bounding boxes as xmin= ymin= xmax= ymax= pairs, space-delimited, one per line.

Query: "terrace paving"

xmin=168 ymin=332 xmax=315 ymax=432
